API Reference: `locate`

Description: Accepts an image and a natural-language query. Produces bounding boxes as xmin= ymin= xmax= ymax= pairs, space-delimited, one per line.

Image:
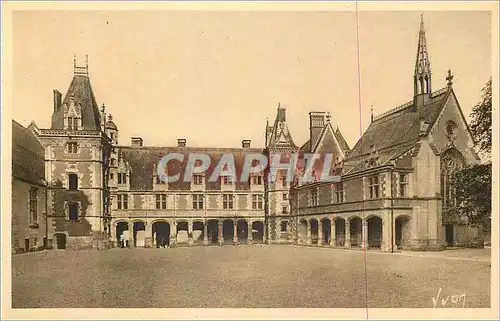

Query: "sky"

xmin=12 ymin=10 xmax=492 ymax=149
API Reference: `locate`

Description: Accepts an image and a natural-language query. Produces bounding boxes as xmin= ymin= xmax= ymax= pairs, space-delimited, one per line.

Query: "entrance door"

xmin=25 ymin=238 xmax=30 ymax=252
xmin=56 ymin=234 xmax=66 ymax=249
xmin=445 ymin=224 xmax=454 ymax=246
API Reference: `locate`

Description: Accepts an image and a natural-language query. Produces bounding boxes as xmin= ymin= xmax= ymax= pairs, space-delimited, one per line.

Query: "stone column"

xmin=145 ymin=222 xmax=152 ymax=248
xmin=306 ymin=221 xmax=312 ymax=246
xmin=247 ymin=221 xmax=253 ymax=244
xmin=203 ymin=223 xmax=208 ymax=246
xmin=330 ymin=219 xmax=336 ymax=247
xmin=362 ymin=220 xmax=368 ymax=249
xmin=345 ymin=220 xmax=351 ymax=248
xmin=188 ymin=221 xmax=193 ymax=246
xmin=218 ymin=221 xmax=223 ymax=245
xmin=233 ymin=221 xmax=238 ymax=245
xmin=318 ymin=221 xmax=323 ymax=246
xmin=170 ymin=222 xmax=177 ymax=247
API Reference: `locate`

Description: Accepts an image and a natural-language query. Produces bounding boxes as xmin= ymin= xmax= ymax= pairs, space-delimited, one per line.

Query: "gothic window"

xmin=399 ymin=173 xmax=408 ymax=197
xmin=118 ymin=173 xmax=127 ymax=185
xmin=441 ymin=149 xmax=464 ymax=209
xmin=309 ymin=187 xmax=318 ymax=206
xmin=335 ymin=182 xmax=344 ymax=203
xmin=117 ymin=194 xmax=128 ymax=210
xmin=67 ymin=117 xmax=80 ymax=130
xmin=445 ymin=120 xmax=458 ymax=143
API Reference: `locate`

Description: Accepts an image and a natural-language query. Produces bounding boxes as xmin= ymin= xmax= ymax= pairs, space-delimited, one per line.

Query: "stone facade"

xmin=15 ymin=18 xmax=484 ymax=252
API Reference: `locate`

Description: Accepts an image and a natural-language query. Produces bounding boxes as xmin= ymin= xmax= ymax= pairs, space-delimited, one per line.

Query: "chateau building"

xmin=12 ymin=17 xmax=483 ymax=252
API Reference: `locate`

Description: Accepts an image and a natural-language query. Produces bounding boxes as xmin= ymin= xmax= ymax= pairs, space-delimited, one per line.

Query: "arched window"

xmin=440 ymin=149 xmax=464 ymax=209
xmin=68 ymin=173 xmax=78 ymax=191
xmin=68 ymin=202 xmax=79 ymax=221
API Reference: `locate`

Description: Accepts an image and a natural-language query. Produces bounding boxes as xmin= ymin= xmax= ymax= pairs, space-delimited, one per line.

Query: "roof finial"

xmin=73 ymin=54 xmax=76 ymax=68
xmin=446 ymin=69 xmax=454 ymax=88
xmin=370 ymin=105 xmax=374 ymax=123
xmin=420 ymin=14 xmax=425 ymax=33
xmin=86 ymin=54 xmax=89 ymax=71
xmin=326 ymin=111 xmax=331 ymax=122
xmin=278 ymin=102 xmax=281 ymax=109
xmin=108 ymin=114 xmax=113 ymax=121
xmin=101 ymin=103 xmax=106 ymax=113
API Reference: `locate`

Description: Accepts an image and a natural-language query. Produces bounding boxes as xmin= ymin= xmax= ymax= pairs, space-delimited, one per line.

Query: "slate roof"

xmin=299 ymin=125 xmax=350 ymax=154
xmin=120 ymin=146 xmax=265 ymax=191
xmin=12 ymin=120 xmax=46 ymax=186
xmin=344 ymin=87 xmax=450 ymax=174
xmin=51 ymin=74 xmax=102 ymax=130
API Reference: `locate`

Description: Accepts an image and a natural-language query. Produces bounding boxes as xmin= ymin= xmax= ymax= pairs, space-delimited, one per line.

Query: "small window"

xmin=251 ymin=175 xmax=262 ymax=185
xmin=193 ymin=194 xmax=204 ymax=209
xmin=283 ymin=193 xmax=288 ymax=201
xmin=399 ymin=173 xmax=408 ymax=197
xmin=68 ymin=203 xmax=79 ymax=221
xmin=110 ymin=173 xmax=114 ymax=180
xmin=110 ymin=132 xmax=114 ymax=140
xmin=118 ymin=173 xmax=127 ymax=185
xmin=310 ymin=188 xmax=318 ymax=206
xmin=335 ymin=182 xmax=344 ymax=203
xmin=223 ymin=194 xmax=234 ymax=209
xmin=155 ymin=194 xmax=167 ymax=209
xmin=68 ymin=173 xmax=78 ymax=191
xmin=282 ymin=206 xmax=288 ymax=214
xmin=110 ymin=158 xmax=116 ymax=166
xmin=29 ymin=187 xmax=38 ymax=224
xmin=67 ymin=142 xmax=78 ymax=154
xmin=222 ymin=176 xmax=233 ymax=185
xmin=252 ymin=194 xmax=263 ymax=209
xmin=281 ymin=221 xmax=288 ymax=232
xmin=368 ymin=176 xmax=380 ymax=199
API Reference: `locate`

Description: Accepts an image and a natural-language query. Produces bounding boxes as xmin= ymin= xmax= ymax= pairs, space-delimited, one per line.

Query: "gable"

xmin=313 ymin=123 xmax=346 ymax=160
xmin=428 ymin=90 xmax=478 ymax=163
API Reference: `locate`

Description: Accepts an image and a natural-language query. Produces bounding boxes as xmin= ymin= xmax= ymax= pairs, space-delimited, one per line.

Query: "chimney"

xmin=309 ymin=111 xmax=326 ymax=151
xmin=53 ymin=90 xmax=62 ymax=112
xmin=242 ymin=139 xmax=251 ymax=148
xmin=131 ymin=137 xmax=143 ymax=147
xmin=177 ymin=138 xmax=187 ymax=147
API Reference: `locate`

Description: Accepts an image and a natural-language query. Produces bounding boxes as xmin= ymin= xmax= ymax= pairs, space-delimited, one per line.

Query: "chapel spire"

xmin=414 ymin=14 xmax=432 ymax=105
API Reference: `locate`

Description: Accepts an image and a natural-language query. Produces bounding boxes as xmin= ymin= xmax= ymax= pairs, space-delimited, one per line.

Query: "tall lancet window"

xmin=440 ymin=149 xmax=464 ymax=210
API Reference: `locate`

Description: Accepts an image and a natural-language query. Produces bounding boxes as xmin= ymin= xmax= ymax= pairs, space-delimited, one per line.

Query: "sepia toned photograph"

xmin=2 ymin=1 xmax=498 ymax=319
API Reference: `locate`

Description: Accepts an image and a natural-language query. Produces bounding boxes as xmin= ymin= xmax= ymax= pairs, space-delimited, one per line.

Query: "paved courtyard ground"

xmin=11 ymin=245 xmax=491 ymax=308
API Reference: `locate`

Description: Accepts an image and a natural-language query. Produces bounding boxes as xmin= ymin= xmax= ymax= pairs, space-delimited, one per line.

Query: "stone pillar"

xmin=345 ymin=220 xmax=351 ymax=248
xmin=306 ymin=221 xmax=312 ymax=246
xmin=145 ymin=222 xmax=152 ymax=248
xmin=330 ymin=219 xmax=336 ymax=247
xmin=247 ymin=221 xmax=253 ymax=244
xmin=362 ymin=220 xmax=368 ymax=249
xmin=170 ymin=222 xmax=177 ymax=247
xmin=318 ymin=221 xmax=323 ymax=246
xmin=188 ymin=221 xmax=193 ymax=246
xmin=203 ymin=223 xmax=208 ymax=246
xmin=218 ymin=221 xmax=223 ymax=245
xmin=233 ymin=221 xmax=238 ymax=245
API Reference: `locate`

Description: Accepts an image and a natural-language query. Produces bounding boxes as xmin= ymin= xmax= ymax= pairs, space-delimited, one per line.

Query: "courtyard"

xmin=11 ymin=245 xmax=491 ymax=308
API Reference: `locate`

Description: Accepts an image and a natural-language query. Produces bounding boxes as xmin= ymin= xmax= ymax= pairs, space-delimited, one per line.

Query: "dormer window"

xmin=251 ymin=175 xmax=262 ymax=185
xmin=222 ymin=176 xmax=233 ymax=185
xmin=118 ymin=173 xmax=127 ymax=185
xmin=193 ymin=174 xmax=204 ymax=185
xmin=67 ymin=117 xmax=80 ymax=130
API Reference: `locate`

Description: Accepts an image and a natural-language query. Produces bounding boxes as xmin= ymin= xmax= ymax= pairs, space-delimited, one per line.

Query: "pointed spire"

xmin=414 ymin=14 xmax=432 ymax=103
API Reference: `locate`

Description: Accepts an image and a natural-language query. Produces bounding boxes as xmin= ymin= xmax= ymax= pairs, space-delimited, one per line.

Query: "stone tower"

xmin=35 ymin=57 xmax=113 ymax=249
xmin=264 ymin=104 xmax=298 ymax=243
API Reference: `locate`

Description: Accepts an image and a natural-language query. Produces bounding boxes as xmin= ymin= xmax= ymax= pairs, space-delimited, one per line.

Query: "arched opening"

xmin=222 ymin=219 xmax=234 ymax=244
xmin=152 ymin=221 xmax=170 ymax=248
xmin=192 ymin=221 xmax=204 ymax=245
xmin=252 ymin=221 xmax=264 ymax=243
xmin=335 ymin=218 xmax=346 ymax=246
xmin=176 ymin=221 xmax=189 ymax=245
xmin=321 ymin=218 xmax=331 ymax=245
xmin=298 ymin=219 xmax=308 ymax=244
xmin=68 ymin=173 xmax=78 ymax=191
xmin=116 ymin=222 xmax=129 ymax=248
xmin=395 ymin=215 xmax=411 ymax=250
xmin=310 ymin=219 xmax=319 ymax=245
xmin=207 ymin=220 xmax=219 ymax=244
xmin=367 ymin=216 xmax=383 ymax=249
xmin=237 ymin=220 xmax=248 ymax=243
xmin=349 ymin=217 xmax=362 ymax=247
xmin=419 ymin=76 xmax=424 ymax=95
xmin=55 ymin=233 xmax=66 ymax=249
xmin=133 ymin=221 xmax=146 ymax=247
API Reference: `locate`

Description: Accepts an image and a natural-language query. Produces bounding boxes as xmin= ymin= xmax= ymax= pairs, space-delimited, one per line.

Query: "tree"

xmin=469 ymin=78 xmax=492 ymax=157
xmin=453 ymin=79 xmax=492 ymax=233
